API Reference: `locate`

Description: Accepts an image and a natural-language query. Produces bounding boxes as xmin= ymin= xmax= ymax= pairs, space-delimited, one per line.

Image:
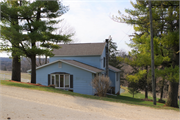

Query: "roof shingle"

xmin=52 ymin=42 xmax=106 ymax=56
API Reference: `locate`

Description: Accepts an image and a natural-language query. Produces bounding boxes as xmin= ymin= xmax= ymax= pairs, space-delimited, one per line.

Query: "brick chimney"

xmin=105 ymin=39 xmax=109 ymax=76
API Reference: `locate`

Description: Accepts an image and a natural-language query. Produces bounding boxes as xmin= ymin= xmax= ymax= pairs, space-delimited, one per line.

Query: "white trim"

xmin=51 ymin=74 xmax=55 ymax=85
xmin=27 ymin=60 xmax=103 ymax=74
xmin=27 ymin=60 xmax=60 ymax=73
xmin=51 ymin=74 xmax=70 ymax=89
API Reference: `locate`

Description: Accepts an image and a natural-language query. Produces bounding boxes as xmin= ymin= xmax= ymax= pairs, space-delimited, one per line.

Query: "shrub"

xmin=128 ymin=82 xmax=139 ymax=98
xmin=92 ymin=75 xmax=111 ymax=97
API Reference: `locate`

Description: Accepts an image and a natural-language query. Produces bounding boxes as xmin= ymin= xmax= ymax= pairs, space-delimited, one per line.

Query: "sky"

xmin=0 ymin=0 xmax=136 ymax=57
xmin=61 ymin=0 xmax=135 ymax=51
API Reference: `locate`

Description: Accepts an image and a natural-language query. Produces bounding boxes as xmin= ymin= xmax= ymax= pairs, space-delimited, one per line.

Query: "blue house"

xmin=34 ymin=40 xmax=120 ymax=95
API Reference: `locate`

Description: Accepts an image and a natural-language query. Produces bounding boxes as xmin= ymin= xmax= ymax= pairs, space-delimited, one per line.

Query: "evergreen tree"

xmin=128 ymin=81 xmax=140 ymax=98
xmin=1 ymin=0 xmax=22 ymax=81
xmin=108 ymin=36 xmax=125 ymax=82
xmin=1 ymin=0 xmax=73 ymax=83
xmin=113 ymin=1 xmax=179 ymax=107
xmin=108 ymin=36 xmax=119 ymax=68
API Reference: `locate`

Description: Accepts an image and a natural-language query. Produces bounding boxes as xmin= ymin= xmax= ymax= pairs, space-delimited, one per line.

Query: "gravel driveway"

xmin=0 ymin=85 xmax=179 ymax=120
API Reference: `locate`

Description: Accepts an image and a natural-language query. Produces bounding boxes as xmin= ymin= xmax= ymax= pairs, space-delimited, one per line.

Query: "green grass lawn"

xmin=121 ymin=86 xmax=180 ymax=104
xmin=0 ymin=80 xmax=179 ymax=111
xmin=121 ymin=86 xmax=155 ymax=100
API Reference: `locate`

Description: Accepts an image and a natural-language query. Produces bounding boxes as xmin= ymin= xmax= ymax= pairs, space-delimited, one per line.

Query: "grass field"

xmin=121 ymin=86 xmax=159 ymax=101
xmin=0 ymin=70 xmax=31 ymax=82
xmin=0 ymin=80 xmax=179 ymax=111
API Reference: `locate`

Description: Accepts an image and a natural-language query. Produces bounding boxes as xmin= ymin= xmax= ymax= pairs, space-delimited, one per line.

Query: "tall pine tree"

xmin=113 ymin=1 xmax=179 ymax=107
xmin=1 ymin=0 xmax=73 ymax=83
xmin=1 ymin=0 xmax=22 ymax=81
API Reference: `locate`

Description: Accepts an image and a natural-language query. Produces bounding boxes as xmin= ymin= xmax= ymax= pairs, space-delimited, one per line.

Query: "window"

xmin=55 ymin=75 xmax=59 ymax=87
xmin=51 ymin=75 xmax=55 ymax=85
xmin=103 ymin=57 xmax=105 ymax=68
xmin=65 ymin=74 xmax=70 ymax=87
xmin=60 ymin=75 xmax=64 ymax=87
xmin=51 ymin=74 xmax=70 ymax=89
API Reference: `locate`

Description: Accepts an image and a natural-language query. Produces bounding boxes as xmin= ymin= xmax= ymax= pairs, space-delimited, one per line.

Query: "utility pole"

xmin=179 ymin=0 xmax=180 ymax=109
xmin=149 ymin=0 xmax=156 ymax=105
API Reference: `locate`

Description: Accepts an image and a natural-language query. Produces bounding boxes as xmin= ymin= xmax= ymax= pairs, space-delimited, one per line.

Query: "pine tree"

xmin=1 ymin=0 xmax=73 ymax=83
xmin=108 ymin=36 xmax=125 ymax=82
xmin=1 ymin=0 xmax=22 ymax=81
xmin=113 ymin=1 xmax=179 ymax=107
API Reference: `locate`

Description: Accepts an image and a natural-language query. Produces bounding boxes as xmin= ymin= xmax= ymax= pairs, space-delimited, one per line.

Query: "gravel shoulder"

xmin=0 ymin=85 xmax=180 ymax=120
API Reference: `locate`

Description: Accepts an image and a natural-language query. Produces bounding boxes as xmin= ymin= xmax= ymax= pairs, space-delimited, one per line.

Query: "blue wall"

xmin=115 ymin=72 xmax=120 ymax=94
xmin=109 ymin=70 xmax=115 ymax=87
xmin=49 ymin=43 xmax=107 ymax=70
xmin=100 ymin=46 xmax=106 ymax=71
xmin=36 ymin=62 xmax=94 ymax=95
xmin=50 ymin=56 xmax=102 ymax=69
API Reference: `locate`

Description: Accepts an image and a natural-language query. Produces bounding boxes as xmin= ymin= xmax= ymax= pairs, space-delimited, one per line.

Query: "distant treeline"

xmin=0 ymin=57 xmax=49 ymax=73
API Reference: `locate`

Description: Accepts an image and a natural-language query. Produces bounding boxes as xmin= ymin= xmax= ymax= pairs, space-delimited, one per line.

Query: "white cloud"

xmin=1 ymin=0 xmax=135 ymax=57
xmin=61 ymin=0 xmax=135 ymax=52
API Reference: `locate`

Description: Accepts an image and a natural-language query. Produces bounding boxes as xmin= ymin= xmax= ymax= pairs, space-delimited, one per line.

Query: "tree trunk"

xmin=145 ymin=66 xmax=148 ymax=99
xmin=38 ymin=56 xmax=41 ymax=66
xmin=145 ymin=85 xmax=148 ymax=99
xmin=166 ymin=47 xmax=179 ymax=107
xmin=45 ymin=55 xmax=47 ymax=64
xmin=160 ymin=78 xmax=165 ymax=100
xmin=166 ymin=81 xmax=179 ymax=108
xmin=11 ymin=54 xmax=21 ymax=82
xmin=11 ymin=1 xmax=21 ymax=82
xmin=31 ymin=55 xmax=36 ymax=83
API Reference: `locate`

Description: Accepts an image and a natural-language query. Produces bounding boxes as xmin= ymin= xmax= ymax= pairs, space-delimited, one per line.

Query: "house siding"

xmin=36 ymin=62 xmax=94 ymax=95
xmin=115 ymin=72 xmax=120 ymax=94
xmin=100 ymin=46 xmax=106 ymax=72
xmin=109 ymin=70 xmax=121 ymax=94
xmin=50 ymin=56 xmax=102 ymax=69
xmin=109 ymin=70 xmax=115 ymax=87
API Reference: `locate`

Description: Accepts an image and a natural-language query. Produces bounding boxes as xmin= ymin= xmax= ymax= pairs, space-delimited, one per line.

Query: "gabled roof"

xmin=61 ymin=60 xmax=103 ymax=73
xmin=28 ymin=60 xmax=103 ymax=73
xmin=109 ymin=65 xmax=120 ymax=72
xmin=52 ymin=42 xmax=106 ymax=56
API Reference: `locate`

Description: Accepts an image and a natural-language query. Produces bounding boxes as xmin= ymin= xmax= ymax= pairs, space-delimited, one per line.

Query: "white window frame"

xmin=51 ymin=74 xmax=56 ymax=85
xmin=64 ymin=74 xmax=70 ymax=88
xmin=51 ymin=74 xmax=70 ymax=89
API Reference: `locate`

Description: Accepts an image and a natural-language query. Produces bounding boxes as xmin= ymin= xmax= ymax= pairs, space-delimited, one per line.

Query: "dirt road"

xmin=0 ymin=85 xmax=179 ymax=120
